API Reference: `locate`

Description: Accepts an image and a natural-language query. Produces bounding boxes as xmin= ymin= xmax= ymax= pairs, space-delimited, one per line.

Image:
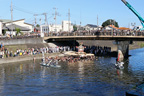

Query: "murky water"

xmin=0 ymin=48 xmax=144 ymax=96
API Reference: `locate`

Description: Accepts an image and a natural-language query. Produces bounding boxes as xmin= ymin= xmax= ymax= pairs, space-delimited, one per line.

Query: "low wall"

xmin=0 ymin=37 xmax=43 ymax=45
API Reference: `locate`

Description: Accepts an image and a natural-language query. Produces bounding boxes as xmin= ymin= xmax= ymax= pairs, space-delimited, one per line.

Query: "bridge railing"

xmin=45 ymin=30 xmax=144 ymax=37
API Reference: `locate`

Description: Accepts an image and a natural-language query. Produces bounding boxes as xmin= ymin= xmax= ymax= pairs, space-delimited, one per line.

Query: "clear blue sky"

xmin=0 ymin=0 xmax=144 ymax=27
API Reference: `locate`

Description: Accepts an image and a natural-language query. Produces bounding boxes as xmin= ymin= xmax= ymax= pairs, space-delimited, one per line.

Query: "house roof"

xmin=0 ymin=19 xmax=11 ymax=23
xmin=119 ymin=27 xmax=131 ymax=30
xmin=86 ymin=24 xmax=98 ymax=28
xmin=3 ymin=24 xmax=30 ymax=31
xmin=109 ymin=25 xmax=119 ymax=29
xmin=0 ymin=19 xmax=33 ymax=26
xmin=24 ymin=22 xmax=33 ymax=26
xmin=5 ymin=19 xmax=25 ymax=23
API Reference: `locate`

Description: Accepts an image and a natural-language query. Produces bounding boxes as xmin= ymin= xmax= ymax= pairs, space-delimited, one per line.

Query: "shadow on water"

xmin=0 ymin=48 xmax=144 ymax=96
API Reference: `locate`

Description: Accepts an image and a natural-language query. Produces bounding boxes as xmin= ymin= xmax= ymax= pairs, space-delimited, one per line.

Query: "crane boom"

xmin=121 ymin=0 xmax=144 ymax=30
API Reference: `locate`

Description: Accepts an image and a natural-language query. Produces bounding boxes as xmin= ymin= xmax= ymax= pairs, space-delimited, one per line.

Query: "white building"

xmin=62 ymin=21 xmax=73 ymax=32
xmin=40 ymin=20 xmax=73 ymax=36
xmin=5 ymin=19 xmax=33 ymax=33
xmin=0 ymin=19 xmax=34 ymax=36
xmin=49 ymin=24 xmax=62 ymax=33
xmin=85 ymin=24 xmax=100 ymax=31
xmin=40 ymin=25 xmax=49 ymax=37
xmin=0 ymin=20 xmax=2 ymax=35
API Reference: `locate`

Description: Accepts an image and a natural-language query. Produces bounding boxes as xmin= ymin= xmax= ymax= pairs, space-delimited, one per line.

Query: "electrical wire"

xmin=13 ymin=5 xmax=36 ymax=15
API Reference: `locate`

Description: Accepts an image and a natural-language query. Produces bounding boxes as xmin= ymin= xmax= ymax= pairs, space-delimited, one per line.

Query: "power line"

xmin=13 ymin=5 xmax=35 ymax=15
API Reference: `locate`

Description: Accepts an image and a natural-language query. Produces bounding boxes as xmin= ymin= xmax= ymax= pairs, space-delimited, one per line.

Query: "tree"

xmin=36 ymin=24 xmax=40 ymax=27
xmin=73 ymin=25 xmax=77 ymax=31
xmin=2 ymin=29 xmax=7 ymax=36
xmin=102 ymin=19 xmax=119 ymax=28
xmin=15 ymin=28 xmax=21 ymax=36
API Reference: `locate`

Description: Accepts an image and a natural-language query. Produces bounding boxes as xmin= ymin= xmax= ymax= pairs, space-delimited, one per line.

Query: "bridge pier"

xmin=116 ymin=41 xmax=131 ymax=59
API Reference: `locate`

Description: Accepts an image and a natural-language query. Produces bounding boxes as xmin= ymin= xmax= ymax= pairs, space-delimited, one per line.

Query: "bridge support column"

xmin=117 ymin=41 xmax=130 ymax=59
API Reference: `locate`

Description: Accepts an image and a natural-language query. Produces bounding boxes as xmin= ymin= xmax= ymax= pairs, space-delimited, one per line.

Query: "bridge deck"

xmin=44 ymin=36 xmax=144 ymax=41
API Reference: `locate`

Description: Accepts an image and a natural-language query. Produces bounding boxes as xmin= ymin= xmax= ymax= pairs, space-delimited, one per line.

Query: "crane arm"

xmin=121 ymin=0 xmax=144 ymax=28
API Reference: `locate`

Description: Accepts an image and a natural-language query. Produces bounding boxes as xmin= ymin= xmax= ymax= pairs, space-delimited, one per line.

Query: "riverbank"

xmin=0 ymin=52 xmax=63 ymax=64
xmin=1 ymin=41 xmax=144 ymax=64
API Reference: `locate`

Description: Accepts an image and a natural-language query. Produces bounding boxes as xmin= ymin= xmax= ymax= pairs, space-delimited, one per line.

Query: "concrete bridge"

xmin=44 ymin=36 xmax=144 ymax=41
xmin=44 ymin=35 xmax=144 ymax=58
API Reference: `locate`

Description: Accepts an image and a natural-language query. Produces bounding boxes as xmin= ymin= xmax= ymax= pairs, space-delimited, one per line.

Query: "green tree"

xmin=2 ymin=29 xmax=7 ymax=36
xmin=15 ymin=28 xmax=21 ymax=36
xmin=36 ymin=24 xmax=40 ymax=27
xmin=73 ymin=25 xmax=77 ymax=31
xmin=102 ymin=19 xmax=119 ymax=28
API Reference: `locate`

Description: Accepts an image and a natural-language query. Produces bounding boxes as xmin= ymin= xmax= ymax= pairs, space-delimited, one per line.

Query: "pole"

xmin=97 ymin=15 xmax=98 ymax=26
xmin=54 ymin=8 xmax=57 ymax=34
xmin=97 ymin=15 xmax=99 ymax=30
xmin=11 ymin=0 xmax=13 ymax=37
xmin=43 ymin=13 xmax=48 ymax=36
xmin=43 ymin=13 xmax=48 ymax=25
xmin=68 ymin=9 xmax=71 ymax=33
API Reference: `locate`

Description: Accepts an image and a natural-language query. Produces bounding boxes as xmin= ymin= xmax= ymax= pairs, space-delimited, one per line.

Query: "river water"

xmin=0 ymin=48 xmax=144 ymax=96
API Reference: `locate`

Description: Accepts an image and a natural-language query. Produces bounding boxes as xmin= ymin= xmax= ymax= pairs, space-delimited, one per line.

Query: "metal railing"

xmin=45 ymin=30 xmax=144 ymax=37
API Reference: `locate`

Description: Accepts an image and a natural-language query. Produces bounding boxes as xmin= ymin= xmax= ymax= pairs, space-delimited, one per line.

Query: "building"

xmin=5 ymin=19 xmax=33 ymax=32
xmin=49 ymin=24 xmax=62 ymax=33
xmin=62 ymin=21 xmax=73 ymax=32
xmin=104 ymin=25 xmax=119 ymax=31
xmin=0 ymin=20 xmax=2 ymax=35
xmin=0 ymin=19 xmax=33 ymax=36
xmin=40 ymin=20 xmax=73 ymax=36
xmin=85 ymin=24 xmax=100 ymax=31
xmin=40 ymin=25 xmax=49 ymax=37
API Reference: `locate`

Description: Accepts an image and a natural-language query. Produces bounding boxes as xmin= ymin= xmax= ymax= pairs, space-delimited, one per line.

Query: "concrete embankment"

xmin=77 ymin=40 xmax=144 ymax=51
xmin=0 ymin=37 xmax=43 ymax=45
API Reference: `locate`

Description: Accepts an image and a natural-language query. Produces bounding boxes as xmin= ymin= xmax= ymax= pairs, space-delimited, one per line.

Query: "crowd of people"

xmin=0 ymin=46 xmax=71 ymax=58
xmin=43 ymin=55 xmax=95 ymax=65
xmin=46 ymin=30 xmax=144 ymax=37
xmin=0 ymin=42 xmax=112 ymax=60
xmin=84 ymin=45 xmax=111 ymax=56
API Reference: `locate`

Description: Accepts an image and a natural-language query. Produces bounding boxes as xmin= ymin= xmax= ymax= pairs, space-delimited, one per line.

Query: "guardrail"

xmin=44 ymin=30 xmax=144 ymax=37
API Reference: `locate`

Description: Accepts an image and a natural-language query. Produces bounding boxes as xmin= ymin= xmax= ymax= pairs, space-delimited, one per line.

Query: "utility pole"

xmin=43 ymin=13 xmax=48 ymax=25
xmin=53 ymin=8 xmax=58 ymax=34
xmin=40 ymin=18 xmax=41 ymax=26
xmin=34 ymin=14 xmax=38 ymax=26
xmin=80 ymin=12 xmax=82 ymax=27
xmin=43 ymin=13 xmax=49 ymax=36
xmin=79 ymin=12 xmax=82 ymax=32
xmin=68 ymin=9 xmax=71 ymax=33
xmin=11 ymin=0 xmax=13 ymax=37
xmin=97 ymin=15 xmax=98 ymax=26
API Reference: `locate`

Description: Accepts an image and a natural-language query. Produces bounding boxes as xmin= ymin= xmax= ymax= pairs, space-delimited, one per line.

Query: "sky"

xmin=0 ymin=0 xmax=144 ymax=27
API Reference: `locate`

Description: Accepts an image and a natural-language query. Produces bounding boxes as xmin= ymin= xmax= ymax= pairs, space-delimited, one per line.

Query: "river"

xmin=0 ymin=48 xmax=144 ymax=96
